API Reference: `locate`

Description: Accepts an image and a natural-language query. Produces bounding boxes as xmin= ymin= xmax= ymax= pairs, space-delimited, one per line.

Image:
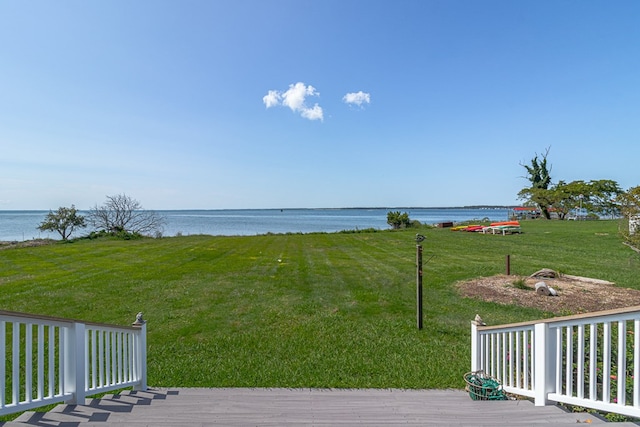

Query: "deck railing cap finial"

xmin=132 ymin=311 xmax=146 ymax=327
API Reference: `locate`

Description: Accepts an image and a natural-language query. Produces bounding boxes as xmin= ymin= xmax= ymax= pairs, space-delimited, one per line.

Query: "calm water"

xmin=0 ymin=208 xmax=512 ymax=242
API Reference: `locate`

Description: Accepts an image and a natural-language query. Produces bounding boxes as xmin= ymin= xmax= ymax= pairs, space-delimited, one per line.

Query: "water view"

xmin=0 ymin=207 xmax=513 ymax=242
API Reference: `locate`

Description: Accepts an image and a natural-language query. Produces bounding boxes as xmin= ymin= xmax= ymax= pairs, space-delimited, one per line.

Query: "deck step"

xmin=3 ymin=388 xmax=636 ymax=426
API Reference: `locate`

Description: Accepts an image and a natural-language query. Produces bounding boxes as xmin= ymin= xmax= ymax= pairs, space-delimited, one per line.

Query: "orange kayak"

xmin=490 ymin=221 xmax=520 ymax=227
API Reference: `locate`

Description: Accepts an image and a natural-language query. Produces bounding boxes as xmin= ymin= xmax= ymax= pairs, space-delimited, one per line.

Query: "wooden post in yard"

xmin=416 ymin=244 xmax=423 ymax=330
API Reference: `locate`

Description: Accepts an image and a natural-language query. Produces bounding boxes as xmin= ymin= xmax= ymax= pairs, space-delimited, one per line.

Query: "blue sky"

xmin=1 ymin=0 xmax=639 ymax=210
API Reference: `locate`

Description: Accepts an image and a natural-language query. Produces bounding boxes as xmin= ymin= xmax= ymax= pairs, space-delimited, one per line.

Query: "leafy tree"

xmin=586 ymin=179 xmax=623 ymax=218
xmin=88 ymin=194 xmax=165 ymax=237
xmin=387 ymin=211 xmax=412 ymax=229
xmin=619 ymin=186 xmax=640 ymax=216
xmin=545 ymin=180 xmax=622 ymax=220
xmin=37 ymin=205 xmax=86 ymax=240
xmin=518 ymin=148 xmax=621 ymax=221
xmin=519 ymin=147 xmax=553 ymax=219
xmin=618 ymin=186 xmax=640 ymax=245
xmin=545 ymin=181 xmax=576 ymax=220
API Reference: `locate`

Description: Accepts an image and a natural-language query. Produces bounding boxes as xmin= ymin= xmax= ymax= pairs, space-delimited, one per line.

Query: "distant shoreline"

xmin=1 ymin=207 xmax=513 ymax=242
xmin=0 ymin=205 xmax=517 ymax=212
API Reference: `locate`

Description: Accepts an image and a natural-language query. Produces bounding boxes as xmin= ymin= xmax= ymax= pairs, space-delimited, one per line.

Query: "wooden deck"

xmin=4 ymin=388 xmax=637 ymax=426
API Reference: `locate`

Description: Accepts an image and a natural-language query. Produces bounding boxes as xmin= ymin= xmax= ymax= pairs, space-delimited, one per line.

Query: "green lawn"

xmin=1 ymin=220 xmax=638 ymax=389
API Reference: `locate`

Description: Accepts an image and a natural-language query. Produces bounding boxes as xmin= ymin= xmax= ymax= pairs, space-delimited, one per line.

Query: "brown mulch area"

xmin=457 ymin=274 xmax=640 ymax=315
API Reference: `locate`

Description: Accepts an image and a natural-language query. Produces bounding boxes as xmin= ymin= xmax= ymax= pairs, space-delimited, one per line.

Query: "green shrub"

xmin=387 ymin=211 xmax=412 ymax=229
xmin=511 ymin=278 xmax=530 ymax=290
xmin=82 ymin=229 xmax=144 ymax=240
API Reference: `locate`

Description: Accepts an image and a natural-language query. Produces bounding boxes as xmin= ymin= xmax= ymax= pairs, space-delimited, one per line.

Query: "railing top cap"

xmin=0 ymin=309 xmax=141 ymax=330
xmin=475 ymin=304 xmax=640 ymax=330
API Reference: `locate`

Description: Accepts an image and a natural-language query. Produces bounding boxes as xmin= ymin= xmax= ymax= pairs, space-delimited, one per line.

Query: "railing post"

xmin=64 ymin=322 xmax=86 ymax=405
xmin=471 ymin=322 xmax=480 ymax=372
xmin=132 ymin=313 xmax=147 ymax=391
xmin=534 ymin=322 xmax=556 ymax=406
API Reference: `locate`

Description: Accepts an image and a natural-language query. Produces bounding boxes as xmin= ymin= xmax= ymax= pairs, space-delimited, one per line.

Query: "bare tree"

xmin=518 ymin=147 xmax=553 ymax=219
xmin=88 ymin=194 xmax=165 ymax=236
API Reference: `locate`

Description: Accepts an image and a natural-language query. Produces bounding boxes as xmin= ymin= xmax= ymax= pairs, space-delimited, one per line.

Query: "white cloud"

xmin=282 ymin=83 xmax=318 ymax=112
xmin=300 ymin=104 xmax=323 ymax=121
xmin=343 ymin=91 xmax=371 ymax=107
xmin=262 ymin=90 xmax=281 ymax=108
xmin=263 ymin=82 xmax=324 ymax=121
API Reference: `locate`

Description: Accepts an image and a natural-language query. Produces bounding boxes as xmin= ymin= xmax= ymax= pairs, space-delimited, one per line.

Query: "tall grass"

xmin=0 ymin=220 xmax=637 ymax=389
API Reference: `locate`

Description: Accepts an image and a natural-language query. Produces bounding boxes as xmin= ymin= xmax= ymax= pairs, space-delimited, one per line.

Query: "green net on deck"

xmin=464 ymin=371 xmax=509 ymax=401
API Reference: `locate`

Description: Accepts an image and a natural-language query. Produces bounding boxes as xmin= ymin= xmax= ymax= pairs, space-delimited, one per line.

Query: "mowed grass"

xmin=0 ymin=220 xmax=638 ymax=389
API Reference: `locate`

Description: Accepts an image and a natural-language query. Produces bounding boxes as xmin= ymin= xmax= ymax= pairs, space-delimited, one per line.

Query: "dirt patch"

xmin=457 ymin=274 xmax=640 ymax=315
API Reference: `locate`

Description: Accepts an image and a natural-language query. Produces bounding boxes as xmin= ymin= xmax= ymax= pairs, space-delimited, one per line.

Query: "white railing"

xmin=0 ymin=310 xmax=147 ymax=416
xmin=471 ymin=305 xmax=640 ymax=418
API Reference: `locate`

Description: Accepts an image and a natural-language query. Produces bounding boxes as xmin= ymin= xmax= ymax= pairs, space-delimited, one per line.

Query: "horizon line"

xmin=0 ymin=205 xmax=520 ymax=212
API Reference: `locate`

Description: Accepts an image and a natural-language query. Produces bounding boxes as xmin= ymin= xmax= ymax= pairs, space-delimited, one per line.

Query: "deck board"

xmin=6 ymin=388 xmax=635 ymax=426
